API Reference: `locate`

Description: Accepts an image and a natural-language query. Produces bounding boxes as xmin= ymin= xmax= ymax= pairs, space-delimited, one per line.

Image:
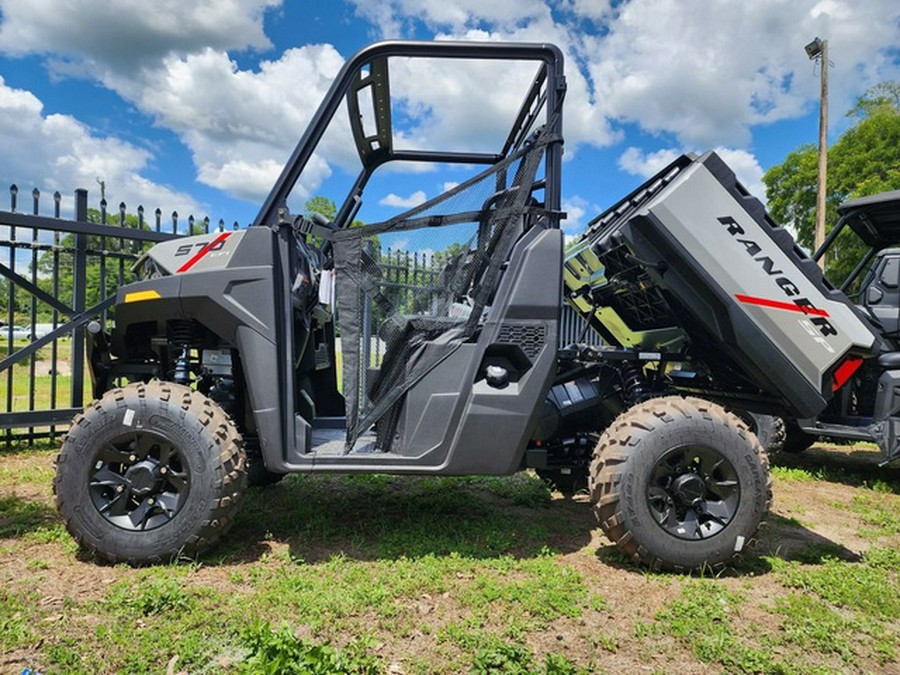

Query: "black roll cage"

xmin=813 ymin=190 xmax=900 ymax=291
xmin=251 ymin=40 xmax=566 ymax=231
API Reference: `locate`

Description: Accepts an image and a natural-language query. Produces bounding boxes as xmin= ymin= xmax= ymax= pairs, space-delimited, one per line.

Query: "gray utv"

xmin=54 ymin=40 xmax=880 ymax=571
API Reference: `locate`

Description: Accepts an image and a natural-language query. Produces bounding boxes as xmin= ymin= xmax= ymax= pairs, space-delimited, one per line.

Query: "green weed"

xmin=774 ymin=557 xmax=899 ymax=621
xmin=458 ymin=555 xmax=586 ymax=623
xmin=25 ymin=522 xmax=79 ymax=553
xmin=770 ymin=466 xmax=816 ymax=482
xmin=0 ymin=454 xmax=55 ymax=484
xmin=0 ymin=589 xmax=36 ymax=652
xmin=655 ymin=580 xmax=784 ymax=674
xmin=863 ymin=546 xmax=900 ymax=571
xmin=239 ymin=620 xmax=379 ymax=674
xmin=767 ymin=556 xmax=900 ymax=667
xmin=847 ymin=492 xmax=900 ymax=538
xmin=471 ymin=642 xmax=536 ymax=674
xmin=0 ymin=494 xmax=57 ymax=537
xmin=773 ymin=593 xmax=856 ymax=661
xmin=106 ymin=575 xmax=192 ymax=616
xmin=469 ymin=640 xmax=588 ymax=675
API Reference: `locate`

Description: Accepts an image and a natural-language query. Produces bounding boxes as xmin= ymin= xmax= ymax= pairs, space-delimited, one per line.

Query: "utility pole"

xmin=805 ymin=38 xmax=828 ymax=269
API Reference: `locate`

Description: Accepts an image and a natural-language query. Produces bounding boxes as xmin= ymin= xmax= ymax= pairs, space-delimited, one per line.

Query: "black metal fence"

xmin=362 ymin=247 xmax=600 ymax=369
xmin=1 ymin=201 xmax=599 ymax=443
xmin=0 ymin=186 xmax=240 ymax=443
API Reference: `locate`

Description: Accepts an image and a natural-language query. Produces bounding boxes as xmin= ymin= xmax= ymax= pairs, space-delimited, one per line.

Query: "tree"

xmin=763 ymin=82 xmax=900 ymax=285
xmin=29 ymin=208 xmax=158 ymax=319
xmin=304 ymin=196 xmax=337 ymax=221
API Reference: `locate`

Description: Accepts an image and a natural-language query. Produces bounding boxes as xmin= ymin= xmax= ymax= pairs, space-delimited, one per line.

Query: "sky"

xmin=0 ymin=0 xmax=897 ymax=240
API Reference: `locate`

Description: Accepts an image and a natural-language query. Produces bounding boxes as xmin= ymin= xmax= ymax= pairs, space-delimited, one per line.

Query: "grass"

xmin=652 ymin=581 xmax=784 ymax=673
xmin=0 ymin=371 xmax=92 ymax=413
xmin=0 ymin=440 xmax=898 ymax=673
xmin=847 ymin=492 xmax=900 ymax=538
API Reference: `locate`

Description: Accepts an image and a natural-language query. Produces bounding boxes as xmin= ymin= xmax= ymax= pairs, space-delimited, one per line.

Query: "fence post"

xmin=70 ymin=189 xmax=88 ymax=408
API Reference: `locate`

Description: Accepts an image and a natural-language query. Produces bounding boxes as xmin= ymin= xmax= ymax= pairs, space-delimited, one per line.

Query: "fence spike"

xmin=188 ymin=214 xmax=195 ymax=233
xmin=53 ymin=191 xmax=61 ymax=219
xmin=203 ymin=216 xmax=210 ymax=234
xmin=155 ymin=207 xmax=162 ymax=232
xmin=32 ymin=188 xmax=40 ymax=215
xmin=232 ymin=221 xmax=239 ymax=230
xmin=10 ymin=184 xmax=17 ymax=212
xmin=171 ymin=211 xmax=178 ymax=234
xmin=218 ymin=218 xmax=225 ymax=232
xmin=100 ymin=198 xmax=107 ymax=224
xmin=138 ymin=205 xmax=144 ymax=229
xmin=119 ymin=202 xmax=127 ymax=226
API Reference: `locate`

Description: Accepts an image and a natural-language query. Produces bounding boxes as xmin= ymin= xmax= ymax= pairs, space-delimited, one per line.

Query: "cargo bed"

xmin=564 ymin=152 xmax=882 ymax=418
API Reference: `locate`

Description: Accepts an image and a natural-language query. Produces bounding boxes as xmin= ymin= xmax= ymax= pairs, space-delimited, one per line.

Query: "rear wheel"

xmin=736 ymin=412 xmax=785 ymax=454
xmin=55 ymin=381 xmax=247 ymax=564
xmin=590 ymin=396 xmax=772 ymax=571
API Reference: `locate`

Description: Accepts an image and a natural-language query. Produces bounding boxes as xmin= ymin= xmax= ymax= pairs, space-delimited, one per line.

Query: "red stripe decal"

xmin=833 ymin=356 xmax=863 ymax=392
xmin=176 ymin=232 xmax=232 ymax=273
xmin=735 ymin=294 xmax=830 ymax=318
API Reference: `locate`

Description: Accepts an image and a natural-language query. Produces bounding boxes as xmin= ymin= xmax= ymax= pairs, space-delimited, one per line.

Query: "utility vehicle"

xmin=54 ymin=40 xmax=888 ymax=571
xmin=779 ymin=189 xmax=900 ymax=454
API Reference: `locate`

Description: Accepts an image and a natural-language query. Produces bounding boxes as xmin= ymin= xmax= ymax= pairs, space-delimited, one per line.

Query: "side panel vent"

xmin=497 ymin=323 xmax=547 ymax=360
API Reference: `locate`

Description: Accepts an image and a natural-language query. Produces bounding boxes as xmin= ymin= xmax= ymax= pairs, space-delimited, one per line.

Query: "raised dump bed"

xmin=564 ymin=151 xmax=881 ymax=419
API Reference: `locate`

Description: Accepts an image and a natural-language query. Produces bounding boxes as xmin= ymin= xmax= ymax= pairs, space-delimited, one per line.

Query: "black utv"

xmin=778 ymin=189 xmax=900 ymax=456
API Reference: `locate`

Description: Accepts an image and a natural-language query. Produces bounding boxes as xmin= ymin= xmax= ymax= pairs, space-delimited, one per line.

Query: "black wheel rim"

xmin=647 ymin=445 xmax=740 ymax=540
xmin=89 ymin=431 xmax=190 ymax=531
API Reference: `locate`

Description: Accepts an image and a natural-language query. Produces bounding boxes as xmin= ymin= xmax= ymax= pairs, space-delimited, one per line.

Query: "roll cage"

xmin=252 ymin=40 xmax=567 ymax=231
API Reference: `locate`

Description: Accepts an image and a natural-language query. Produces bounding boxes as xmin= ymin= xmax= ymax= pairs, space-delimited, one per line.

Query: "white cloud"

xmin=388 ymin=52 xmax=554 ymax=152
xmin=561 ymin=195 xmax=600 ymax=235
xmin=0 ymin=76 xmax=199 ymax=217
xmin=0 ymin=0 xmax=278 ymax=73
xmin=350 ymin=0 xmax=548 ymax=35
xmin=420 ymin=26 xmax=620 ymax=152
xmin=355 ymin=0 xmax=898 ymax=150
xmin=583 ymin=0 xmax=900 ymax=147
xmin=618 ymin=146 xmax=766 ymax=203
xmin=711 ymin=148 xmax=766 ymax=204
xmin=561 ymin=0 xmax=614 ymax=22
xmin=380 ymin=190 xmax=428 ymax=208
xmin=0 ymin=3 xmax=346 ymax=205
xmin=0 ymin=0 xmax=896 ymax=214
xmin=109 ymin=45 xmax=346 ymax=202
xmin=618 ymin=147 xmax=682 ymax=178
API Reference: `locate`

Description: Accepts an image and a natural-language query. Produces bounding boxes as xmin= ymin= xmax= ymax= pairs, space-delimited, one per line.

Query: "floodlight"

xmin=805 ymin=38 xmax=823 ymax=59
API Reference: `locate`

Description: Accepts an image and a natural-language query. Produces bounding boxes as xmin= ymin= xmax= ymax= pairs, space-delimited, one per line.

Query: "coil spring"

xmin=170 ymin=320 xmax=199 ymax=385
xmin=171 ymin=320 xmax=199 ymax=348
xmin=620 ymin=361 xmax=649 ymax=404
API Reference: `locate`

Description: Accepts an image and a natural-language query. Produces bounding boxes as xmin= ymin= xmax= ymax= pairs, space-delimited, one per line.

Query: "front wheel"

xmin=590 ymin=396 xmax=772 ymax=572
xmin=55 ymin=381 xmax=247 ymax=564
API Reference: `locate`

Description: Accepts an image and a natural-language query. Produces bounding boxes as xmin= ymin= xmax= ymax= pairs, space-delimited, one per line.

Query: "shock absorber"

xmin=171 ymin=321 xmax=199 ymax=385
xmin=620 ymin=360 xmax=649 ymax=405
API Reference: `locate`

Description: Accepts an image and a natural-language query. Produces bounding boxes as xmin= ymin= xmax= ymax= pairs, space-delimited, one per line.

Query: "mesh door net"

xmin=332 ymin=127 xmax=559 ymax=451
